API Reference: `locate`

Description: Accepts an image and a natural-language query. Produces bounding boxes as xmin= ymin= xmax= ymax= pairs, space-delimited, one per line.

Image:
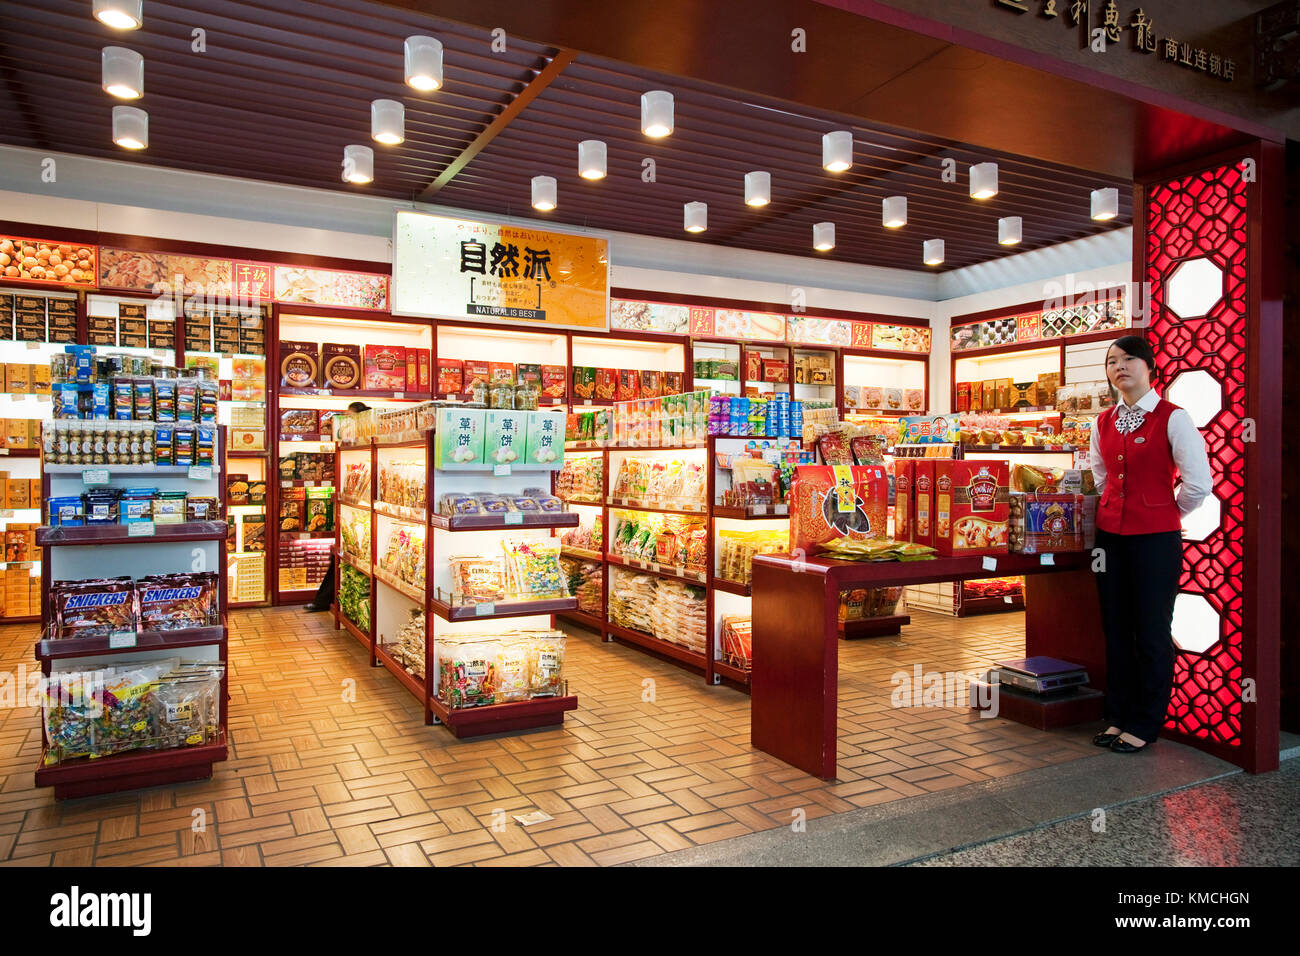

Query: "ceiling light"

xmin=744 ymin=171 xmax=770 ymax=207
xmin=813 ymin=222 xmax=835 ymax=252
xmin=882 ymin=195 xmax=906 ymax=228
xmin=101 ymin=46 xmax=143 ymax=99
xmin=342 ymin=145 xmax=373 ymax=184
xmin=371 ymin=99 xmax=405 ymax=145
xmin=923 ymin=239 xmax=944 ymax=266
xmin=1091 ymin=187 xmax=1119 ymax=220
xmin=578 ymin=140 xmax=606 ymax=180
xmin=970 ymin=162 xmax=998 ymax=199
xmin=94 ymin=0 xmax=141 ymax=30
xmin=405 ymin=35 xmax=443 ymax=91
xmin=641 ymin=91 xmax=673 ymax=138
xmin=822 ymin=130 xmax=852 ymax=172
xmin=998 ymin=216 xmax=1022 ymax=245
xmin=111 ymin=105 xmax=147 ymax=150
xmin=532 ymin=175 xmax=557 ymax=211
xmin=684 ymin=201 xmax=707 ymax=233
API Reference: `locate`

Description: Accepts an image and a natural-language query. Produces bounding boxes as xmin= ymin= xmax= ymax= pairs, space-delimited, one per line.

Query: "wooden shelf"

xmin=962 ymin=444 xmax=1077 ymax=453
xmin=373 ymin=501 xmax=427 ymax=524
xmin=606 ymin=553 xmax=707 ymax=587
xmin=37 ymin=520 xmax=229 ymax=546
xmin=332 ymin=606 xmax=372 ymax=653
xmin=712 ymin=659 xmax=751 ymax=684
xmin=604 ymin=444 xmax=706 ymax=452
xmin=557 ymin=494 xmax=603 ymax=506
xmin=1 ymin=613 xmax=41 ymax=624
xmin=44 ymin=463 xmax=218 ymax=475
xmin=430 ymin=592 xmax=576 ymax=622
xmin=605 ymin=497 xmax=707 ymax=515
xmin=430 ymin=511 xmax=579 ymax=532
xmin=228 ymin=450 xmax=269 ymax=459
xmin=712 ymin=503 xmax=789 ymax=519
xmin=278 ymin=479 xmax=336 ymax=488
xmin=428 ymin=693 xmax=577 ymax=739
xmin=603 ymin=621 xmax=706 ymax=671
xmin=959 ymin=593 xmax=1026 ymax=616
xmin=557 ymin=608 xmax=604 ymax=631
xmin=0 ymin=448 xmax=40 ymax=458
xmin=840 ymin=613 xmax=910 ymax=638
xmin=277 ymin=530 xmax=335 ymax=540
xmin=34 ymin=737 xmax=228 ymax=800
xmin=564 ymin=441 xmax=608 ymax=451
xmin=338 ymin=496 xmax=371 ymax=510
xmin=338 ymin=549 xmax=371 ymax=576
xmin=36 ymin=624 xmax=226 ymax=661
xmin=560 ymin=545 xmax=602 ymax=562
xmin=373 ymin=567 xmax=425 ymax=604
xmin=280 ymin=386 xmax=433 ymax=401
xmin=711 ymin=577 xmax=751 ymax=596
xmin=375 ymin=642 xmax=426 ymax=700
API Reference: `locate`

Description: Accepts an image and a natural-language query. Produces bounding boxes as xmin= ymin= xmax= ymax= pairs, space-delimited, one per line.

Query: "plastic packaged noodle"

xmin=528 ymin=632 xmax=566 ymax=697
xmin=495 ymin=640 xmax=532 ymax=703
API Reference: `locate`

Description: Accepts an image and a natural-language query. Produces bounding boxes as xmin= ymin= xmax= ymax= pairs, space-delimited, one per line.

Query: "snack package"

xmin=363 ymin=345 xmax=407 ymax=391
xmin=788 ymin=464 xmax=889 ymax=555
xmin=527 ymin=632 xmax=566 ymax=697
xmin=494 ymin=640 xmax=532 ymax=703
xmin=438 ymin=638 xmax=497 ymax=708
xmin=572 ymin=366 xmax=596 ymax=401
xmin=913 ymin=461 xmax=935 ymax=547
xmin=137 ymin=572 xmax=219 ymax=631
xmin=501 ymin=539 xmax=565 ymax=599
xmin=933 ymin=460 xmax=1010 ymax=556
xmin=1009 ymin=492 xmax=1085 ymax=554
xmin=893 ymin=459 xmax=913 ymax=542
xmin=639 ymin=370 xmax=661 ymax=399
xmin=53 ymin=578 xmax=136 ymax=638
xmin=489 ymin=362 xmax=516 ymax=386
xmin=434 ymin=407 xmax=485 ymax=468
xmin=321 ymin=343 xmax=362 ymax=390
xmin=662 ymin=371 xmax=683 ymax=395
xmin=524 ymin=409 xmax=564 ymax=468
xmin=279 ymin=341 xmax=319 ymax=388
xmin=449 ymin=556 xmax=503 ymax=603
xmin=484 ymin=410 xmax=526 ymax=466
xmin=540 ymin=365 xmax=567 ymax=401
xmin=595 ymin=368 xmax=618 ymax=402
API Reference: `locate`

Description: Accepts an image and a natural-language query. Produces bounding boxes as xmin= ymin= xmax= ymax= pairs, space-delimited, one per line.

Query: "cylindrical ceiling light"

xmin=683 ymin=201 xmax=707 ymax=233
xmin=970 ymin=162 xmax=998 ymax=199
xmin=101 ymin=47 xmax=143 ymax=99
xmin=342 ymin=144 xmax=374 ymax=184
xmin=998 ymin=216 xmax=1023 ymax=246
xmin=923 ymin=239 xmax=944 ymax=266
xmin=111 ymin=105 xmax=148 ymax=150
xmin=822 ymin=130 xmax=853 ymax=172
xmin=404 ymin=35 xmax=443 ymax=91
xmin=578 ymin=140 xmax=606 ymax=180
xmin=641 ymin=90 xmax=673 ymax=138
xmin=744 ymin=171 xmax=771 ymax=207
xmin=532 ymin=175 xmax=557 ymax=211
xmin=370 ymin=99 xmax=405 ymax=145
xmin=1091 ymin=187 xmax=1119 ymax=221
xmin=94 ymin=0 xmax=142 ymax=30
xmin=813 ymin=222 xmax=835 ymax=252
xmin=882 ymin=195 xmax=907 ymax=229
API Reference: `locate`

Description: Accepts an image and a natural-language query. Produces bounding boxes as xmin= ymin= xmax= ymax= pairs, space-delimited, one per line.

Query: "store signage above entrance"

xmin=392 ymin=211 xmax=609 ymax=332
xmin=995 ymin=1 xmax=1238 ymax=82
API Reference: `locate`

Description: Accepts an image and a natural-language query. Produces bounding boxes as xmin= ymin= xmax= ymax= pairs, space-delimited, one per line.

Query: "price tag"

xmin=188 ymin=465 xmax=212 ymax=480
xmin=25 ymin=341 xmax=39 ymax=351
xmin=82 ymin=469 xmax=110 ymax=486
xmin=1040 ymin=553 xmax=1055 ymax=566
xmin=504 ymin=513 xmax=523 ymax=525
xmin=584 ymin=399 xmax=592 ymax=406
xmin=108 ymin=631 xmax=137 ymax=649
xmin=650 ymin=562 xmax=660 ymax=573
xmin=1003 ymin=595 xmax=1014 ymax=604
xmin=474 ymin=602 xmax=495 ymax=616
xmin=394 ymin=391 xmax=405 ymax=400
xmin=0 ymin=449 xmax=7 ymax=456
xmin=753 ymin=504 xmax=768 ymax=516
xmin=493 ymin=463 xmax=511 ymax=476
xmin=0 ymin=510 xmax=12 ymax=518
xmin=127 ymin=520 xmax=155 ymax=537
xmin=981 ymin=556 xmax=998 ymax=572
xmin=35 ymin=393 xmax=51 ymax=403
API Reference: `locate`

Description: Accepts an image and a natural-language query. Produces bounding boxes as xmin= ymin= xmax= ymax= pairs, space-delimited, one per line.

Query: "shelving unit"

xmin=332 ymin=423 xmax=579 ymax=739
xmin=33 ymin=441 xmax=229 ymax=800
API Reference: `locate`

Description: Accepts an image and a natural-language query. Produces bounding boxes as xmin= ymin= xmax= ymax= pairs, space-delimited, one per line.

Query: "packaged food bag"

xmin=435 ymin=407 xmax=485 ymax=469
xmin=789 ymin=464 xmax=889 ymax=555
xmin=524 ymin=410 xmax=565 ymax=467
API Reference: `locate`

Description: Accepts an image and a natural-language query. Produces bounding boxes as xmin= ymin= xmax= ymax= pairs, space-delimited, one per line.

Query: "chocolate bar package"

xmin=53 ymin=578 xmax=137 ymax=638
xmin=137 ymin=572 xmax=219 ymax=631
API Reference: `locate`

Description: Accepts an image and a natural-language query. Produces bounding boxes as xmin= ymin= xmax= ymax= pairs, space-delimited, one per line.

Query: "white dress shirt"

xmin=1089 ymin=388 xmax=1213 ymax=517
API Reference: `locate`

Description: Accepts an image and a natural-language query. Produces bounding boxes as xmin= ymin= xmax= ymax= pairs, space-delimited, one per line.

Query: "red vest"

xmin=1095 ymin=397 xmax=1184 ymax=535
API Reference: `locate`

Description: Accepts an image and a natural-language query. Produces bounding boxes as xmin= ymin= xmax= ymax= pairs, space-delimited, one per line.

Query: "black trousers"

xmin=1092 ymin=527 xmax=1183 ymax=741
xmin=309 ymin=555 xmax=336 ymax=610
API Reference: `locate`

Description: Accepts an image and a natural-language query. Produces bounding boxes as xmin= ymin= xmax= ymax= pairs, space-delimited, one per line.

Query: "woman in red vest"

xmin=1089 ymin=336 xmax=1212 ymax=753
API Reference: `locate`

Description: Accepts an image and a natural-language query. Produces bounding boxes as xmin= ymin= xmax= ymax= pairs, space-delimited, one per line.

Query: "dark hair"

xmin=1107 ymin=335 xmax=1159 ymax=382
xmin=347 ymin=401 xmax=370 ymax=413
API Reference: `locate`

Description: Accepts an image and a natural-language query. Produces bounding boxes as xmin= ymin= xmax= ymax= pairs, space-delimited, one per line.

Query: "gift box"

xmin=933 ymin=460 xmax=1010 ymax=556
xmin=892 ymin=459 xmax=913 ymax=542
xmin=912 ymin=460 xmax=935 ymax=548
xmin=788 ymin=464 xmax=889 ymax=555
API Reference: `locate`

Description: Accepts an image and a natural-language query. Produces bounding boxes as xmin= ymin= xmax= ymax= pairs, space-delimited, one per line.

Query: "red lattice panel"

xmin=1144 ymin=163 xmax=1247 ymax=746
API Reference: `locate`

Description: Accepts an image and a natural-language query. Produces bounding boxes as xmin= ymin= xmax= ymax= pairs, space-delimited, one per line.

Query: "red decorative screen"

xmin=1144 ymin=163 xmax=1247 ymax=746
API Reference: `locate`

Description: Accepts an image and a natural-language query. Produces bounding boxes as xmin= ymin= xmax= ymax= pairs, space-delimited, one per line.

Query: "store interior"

xmin=0 ymin=0 xmax=1274 ymax=864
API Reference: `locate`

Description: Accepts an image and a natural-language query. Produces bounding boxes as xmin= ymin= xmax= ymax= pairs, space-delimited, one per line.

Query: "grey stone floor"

xmin=631 ymin=730 xmax=1300 ymax=867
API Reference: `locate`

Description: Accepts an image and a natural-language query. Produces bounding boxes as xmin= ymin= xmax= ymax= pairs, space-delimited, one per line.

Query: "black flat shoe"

xmin=1110 ymin=737 xmax=1153 ymax=753
xmin=1092 ymin=732 xmax=1121 ymax=747
xmin=303 ymin=605 xmax=327 ymax=613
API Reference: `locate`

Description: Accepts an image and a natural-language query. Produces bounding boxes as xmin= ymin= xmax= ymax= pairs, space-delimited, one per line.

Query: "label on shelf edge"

xmin=25 ymin=342 xmax=39 ymax=350
xmin=108 ymin=631 xmax=137 ymax=649
xmin=0 ymin=510 xmax=11 ymax=518
xmin=394 ymin=391 xmax=404 ymax=399
xmin=981 ymin=556 xmax=998 ymax=571
xmin=1004 ymin=595 xmax=1013 ymax=604
xmin=1040 ymin=553 xmax=1055 ymax=566
xmin=475 ymin=602 xmax=495 ymax=616
xmin=584 ymin=399 xmax=592 ymax=406
xmin=127 ymin=520 xmax=155 ymax=537
xmin=753 ymin=504 xmax=768 ymax=515
xmin=504 ymin=513 xmax=523 ymax=525
xmin=82 ymin=469 xmax=110 ymax=486
xmin=188 ymin=465 xmax=213 ymax=480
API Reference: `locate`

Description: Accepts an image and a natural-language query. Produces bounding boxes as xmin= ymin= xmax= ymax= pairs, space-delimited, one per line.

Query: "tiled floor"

xmin=0 ymin=606 xmax=1096 ymax=866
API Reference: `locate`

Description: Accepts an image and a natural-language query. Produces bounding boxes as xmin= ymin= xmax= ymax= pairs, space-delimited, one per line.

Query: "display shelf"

xmin=712 ymin=503 xmax=789 ymax=519
xmin=428 ymin=693 xmax=578 ymax=739
xmin=606 ymin=497 xmax=707 ymax=515
xmin=711 ymin=577 xmax=751 ymax=597
xmin=43 ymin=463 xmax=219 ymax=475
xmin=962 ymin=444 xmax=1077 ymax=454
xmin=374 ymin=567 xmax=425 ymax=604
xmin=280 ymin=386 xmax=433 ymax=401
xmin=278 ymin=530 xmax=336 ymax=540
xmin=557 ymin=494 xmax=603 ymax=505
xmin=959 ymin=594 xmax=1026 ymax=616
xmin=565 ymin=441 xmax=608 ymax=451
xmin=840 ymin=614 xmax=911 ymax=638
xmin=560 ymin=545 xmax=602 ymax=563
xmin=605 ymin=443 xmax=706 ymax=452
xmin=605 ymin=552 xmax=707 ymax=586
xmin=338 ymin=496 xmax=371 ymax=510
xmin=338 ymin=549 xmax=371 ymax=576
xmin=333 ymin=606 xmax=372 ymax=655
xmin=604 ymin=621 xmax=707 ymax=670
xmin=36 ymin=624 xmax=226 ymax=661
xmin=34 ymin=737 xmax=228 ymax=801
xmin=712 ymin=659 xmax=751 ymax=684
xmin=431 ymin=592 xmax=576 ymax=622
xmin=0 ymin=448 xmax=40 ymax=458
xmin=228 ymin=450 xmax=270 ymax=459
xmin=557 ymin=608 xmax=604 ymax=631
xmin=430 ymin=512 xmax=579 ymax=532
xmin=37 ymin=520 xmax=228 ymax=546
xmin=373 ymin=437 xmax=428 ymax=449
xmin=374 ymin=501 xmax=426 ymax=524
xmin=375 ymin=642 xmax=426 ymax=700
xmin=278 ymin=479 xmax=335 ymax=488
xmin=1 ymin=614 xmax=41 ymax=624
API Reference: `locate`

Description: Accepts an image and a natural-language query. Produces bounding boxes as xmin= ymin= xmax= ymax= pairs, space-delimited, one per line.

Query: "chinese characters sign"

xmin=996 ymin=2 xmax=1237 ymax=81
xmin=950 ymin=291 xmax=1127 ymax=352
xmin=392 ymin=211 xmax=609 ymax=331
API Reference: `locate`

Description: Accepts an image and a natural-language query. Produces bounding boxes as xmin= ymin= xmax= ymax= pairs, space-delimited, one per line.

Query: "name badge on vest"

xmin=1134 ymin=437 xmax=1146 ymax=444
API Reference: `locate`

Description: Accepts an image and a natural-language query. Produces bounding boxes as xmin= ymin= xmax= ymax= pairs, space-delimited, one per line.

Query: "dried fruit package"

xmin=788 ymin=464 xmax=888 ymax=555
